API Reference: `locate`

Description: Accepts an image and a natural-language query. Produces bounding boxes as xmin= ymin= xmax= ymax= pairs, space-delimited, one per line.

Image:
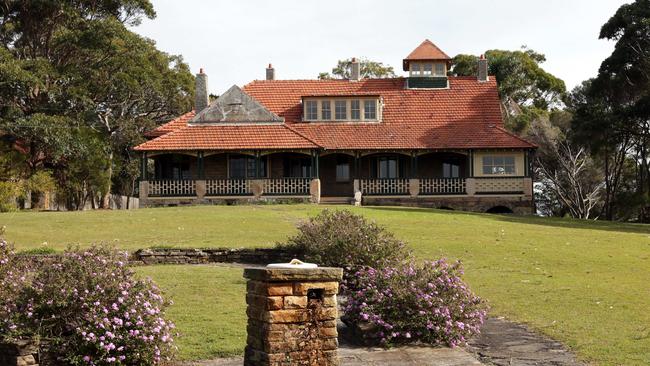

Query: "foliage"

xmin=452 ymin=48 xmax=566 ymax=133
xmin=0 ymin=0 xmax=194 ymax=209
xmin=278 ymin=209 xmax=411 ymax=269
xmin=342 ymin=260 xmax=487 ymax=347
xmin=0 ymin=181 xmax=19 ymax=212
xmin=0 ymin=245 xmax=176 ymax=365
xmin=318 ymin=58 xmax=396 ymax=79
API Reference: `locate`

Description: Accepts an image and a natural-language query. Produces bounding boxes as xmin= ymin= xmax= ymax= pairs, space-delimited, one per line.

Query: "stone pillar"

xmin=353 ymin=179 xmax=361 ymax=206
xmin=309 ymin=178 xmax=321 ymax=204
xmin=139 ymin=180 xmax=149 ymax=206
xmin=251 ymin=179 xmax=265 ymax=199
xmin=408 ymin=178 xmax=419 ymax=198
xmin=523 ymin=177 xmax=533 ymax=197
xmin=244 ymin=267 xmax=343 ymax=366
xmin=196 ymin=180 xmax=206 ymax=200
xmin=466 ymin=178 xmax=476 ymax=196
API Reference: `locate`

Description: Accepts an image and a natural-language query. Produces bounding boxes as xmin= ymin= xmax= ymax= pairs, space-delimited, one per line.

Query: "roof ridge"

xmin=282 ymin=124 xmax=322 ymax=148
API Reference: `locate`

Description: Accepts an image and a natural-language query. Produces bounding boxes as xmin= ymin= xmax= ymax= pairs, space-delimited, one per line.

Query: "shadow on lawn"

xmin=364 ymin=206 xmax=650 ymax=235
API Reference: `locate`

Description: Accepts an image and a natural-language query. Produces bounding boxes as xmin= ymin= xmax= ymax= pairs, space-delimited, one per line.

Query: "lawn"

xmin=2 ymin=205 xmax=650 ymax=365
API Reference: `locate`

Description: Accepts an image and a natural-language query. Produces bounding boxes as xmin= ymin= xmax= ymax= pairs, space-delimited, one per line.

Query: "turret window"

xmin=435 ymin=63 xmax=445 ymax=76
xmin=423 ymin=63 xmax=433 ymax=76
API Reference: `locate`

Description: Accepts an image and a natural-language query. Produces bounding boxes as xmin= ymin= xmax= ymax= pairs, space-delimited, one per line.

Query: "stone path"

xmin=178 ymin=346 xmax=482 ymax=366
xmin=467 ymin=317 xmax=585 ymax=366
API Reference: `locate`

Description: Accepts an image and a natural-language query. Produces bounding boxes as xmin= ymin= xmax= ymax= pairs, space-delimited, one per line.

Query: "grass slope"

xmin=2 ymin=205 xmax=650 ymax=364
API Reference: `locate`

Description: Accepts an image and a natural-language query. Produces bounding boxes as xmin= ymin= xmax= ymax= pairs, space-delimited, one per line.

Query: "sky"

xmin=133 ymin=0 xmax=631 ymax=95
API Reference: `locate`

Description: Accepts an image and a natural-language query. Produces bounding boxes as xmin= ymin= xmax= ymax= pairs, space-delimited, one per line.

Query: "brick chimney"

xmin=477 ymin=55 xmax=489 ymax=82
xmin=266 ymin=63 xmax=275 ymax=81
xmin=195 ymin=68 xmax=209 ymax=112
xmin=350 ymin=57 xmax=360 ymax=81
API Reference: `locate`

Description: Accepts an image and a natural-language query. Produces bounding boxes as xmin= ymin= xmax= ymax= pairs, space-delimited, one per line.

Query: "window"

xmin=423 ymin=63 xmax=433 ymax=76
xmin=335 ymin=100 xmax=347 ymax=120
xmin=321 ymin=100 xmax=331 ymax=120
xmin=434 ymin=63 xmax=446 ymax=76
xmin=350 ymin=100 xmax=360 ymax=120
xmin=229 ymin=155 xmax=267 ymax=178
xmin=284 ymin=157 xmax=311 ymax=177
xmin=305 ymin=100 xmax=317 ymax=120
xmin=336 ymin=163 xmax=350 ymax=182
xmin=377 ymin=157 xmax=398 ymax=178
xmin=443 ymin=162 xmax=460 ymax=178
xmin=364 ymin=100 xmax=377 ymax=120
xmin=410 ymin=63 xmax=421 ymax=76
xmin=482 ymin=156 xmax=516 ymax=175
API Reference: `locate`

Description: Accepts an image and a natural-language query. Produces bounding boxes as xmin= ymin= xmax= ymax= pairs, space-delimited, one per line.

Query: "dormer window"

xmin=303 ymin=97 xmax=381 ymax=122
xmin=305 ymin=100 xmax=318 ymax=120
xmin=335 ymin=100 xmax=347 ymax=120
xmin=321 ymin=100 xmax=331 ymax=120
xmin=434 ymin=63 xmax=445 ymax=76
xmin=409 ymin=62 xmax=447 ymax=77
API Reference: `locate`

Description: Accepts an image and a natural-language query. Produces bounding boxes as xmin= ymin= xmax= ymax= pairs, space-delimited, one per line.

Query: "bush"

xmin=278 ymin=209 xmax=411 ymax=269
xmin=0 ymin=245 xmax=176 ymax=365
xmin=342 ymin=260 xmax=488 ymax=347
xmin=0 ymin=181 xmax=19 ymax=212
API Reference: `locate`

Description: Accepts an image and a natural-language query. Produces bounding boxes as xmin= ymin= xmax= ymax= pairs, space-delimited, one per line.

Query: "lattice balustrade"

xmin=420 ymin=178 xmax=466 ymax=195
xmin=206 ymin=179 xmax=252 ymax=196
xmin=262 ymin=178 xmax=311 ymax=195
xmin=148 ymin=180 xmax=196 ymax=197
xmin=360 ymin=179 xmax=409 ymax=195
xmin=475 ymin=177 xmax=525 ymax=193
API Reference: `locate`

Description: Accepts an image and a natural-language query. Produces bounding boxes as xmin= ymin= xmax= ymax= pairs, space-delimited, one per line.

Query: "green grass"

xmin=2 ymin=205 xmax=650 ymax=365
xmin=134 ymin=265 xmax=247 ymax=360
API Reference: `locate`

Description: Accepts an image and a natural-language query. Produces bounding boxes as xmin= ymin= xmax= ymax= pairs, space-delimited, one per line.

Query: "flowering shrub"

xmin=342 ymin=260 xmax=488 ymax=347
xmin=0 ymin=244 xmax=175 ymax=365
xmin=279 ymin=209 xmax=411 ymax=269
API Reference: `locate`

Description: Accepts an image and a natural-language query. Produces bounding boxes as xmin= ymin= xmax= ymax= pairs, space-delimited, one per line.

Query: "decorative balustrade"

xmin=474 ymin=177 xmax=525 ymax=194
xmin=206 ymin=179 xmax=252 ymax=196
xmin=262 ymin=178 xmax=311 ymax=195
xmin=360 ymin=178 xmax=409 ymax=195
xmin=420 ymin=178 xmax=466 ymax=195
xmin=148 ymin=180 xmax=196 ymax=197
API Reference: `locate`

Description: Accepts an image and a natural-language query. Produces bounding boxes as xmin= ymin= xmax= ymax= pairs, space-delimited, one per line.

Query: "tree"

xmin=0 ymin=0 xmax=193 ymax=209
xmin=318 ymin=58 xmax=396 ymax=79
xmin=452 ymin=48 xmax=566 ymax=133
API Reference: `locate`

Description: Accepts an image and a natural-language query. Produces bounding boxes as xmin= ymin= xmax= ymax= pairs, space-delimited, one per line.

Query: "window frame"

xmin=482 ymin=155 xmax=516 ymax=175
xmin=364 ymin=100 xmax=377 ymax=120
xmin=377 ymin=156 xmax=399 ymax=179
xmin=434 ymin=63 xmax=446 ymax=76
xmin=321 ymin=100 xmax=331 ymax=120
xmin=335 ymin=100 xmax=347 ymax=120
xmin=350 ymin=99 xmax=361 ymax=120
xmin=228 ymin=155 xmax=267 ymax=179
xmin=305 ymin=100 xmax=318 ymax=120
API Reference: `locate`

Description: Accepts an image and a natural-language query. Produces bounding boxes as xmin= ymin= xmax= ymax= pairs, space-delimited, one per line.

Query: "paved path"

xmin=178 ymin=346 xmax=482 ymax=366
xmin=467 ymin=317 xmax=584 ymax=366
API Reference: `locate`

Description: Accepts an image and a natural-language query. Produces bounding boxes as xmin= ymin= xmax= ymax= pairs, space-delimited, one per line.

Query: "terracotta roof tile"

xmin=134 ymin=77 xmax=535 ymax=151
xmin=144 ymin=111 xmax=196 ymax=138
xmin=404 ymin=39 xmax=451 ymax=61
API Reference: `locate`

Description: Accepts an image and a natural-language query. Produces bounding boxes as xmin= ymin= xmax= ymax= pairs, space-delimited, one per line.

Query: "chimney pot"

xmin=350 ymin=58 xmax=360 ymax=82
xmin=266 ymin=64 xmax=275 ymax=81
xmin=195 ymin=69 xmax=209 ymax=112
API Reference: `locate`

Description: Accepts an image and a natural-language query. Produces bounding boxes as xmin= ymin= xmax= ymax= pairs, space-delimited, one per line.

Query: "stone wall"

xmin=133 ymin=247 xmax=294 ymax=265
xmin=362 ymin=195 xmax=534 ymax=214
xmin=0 ymin=339 xmax=39 ymax=366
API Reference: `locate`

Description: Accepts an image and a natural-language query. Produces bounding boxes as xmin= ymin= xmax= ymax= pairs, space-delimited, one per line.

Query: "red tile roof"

xmin=135 ymin=76 xmax=535 ymax=151
xmin=144 ymin=111 xmax=196 ymax=138
xmin=404 ymin=39 xmax=451 ymax=61
xmin=135 ymin=124 xmax=318 ymax=151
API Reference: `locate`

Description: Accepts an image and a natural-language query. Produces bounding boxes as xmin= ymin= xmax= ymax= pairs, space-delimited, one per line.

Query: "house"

xmin=134 ymin=40 xmax=535 ymax=214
